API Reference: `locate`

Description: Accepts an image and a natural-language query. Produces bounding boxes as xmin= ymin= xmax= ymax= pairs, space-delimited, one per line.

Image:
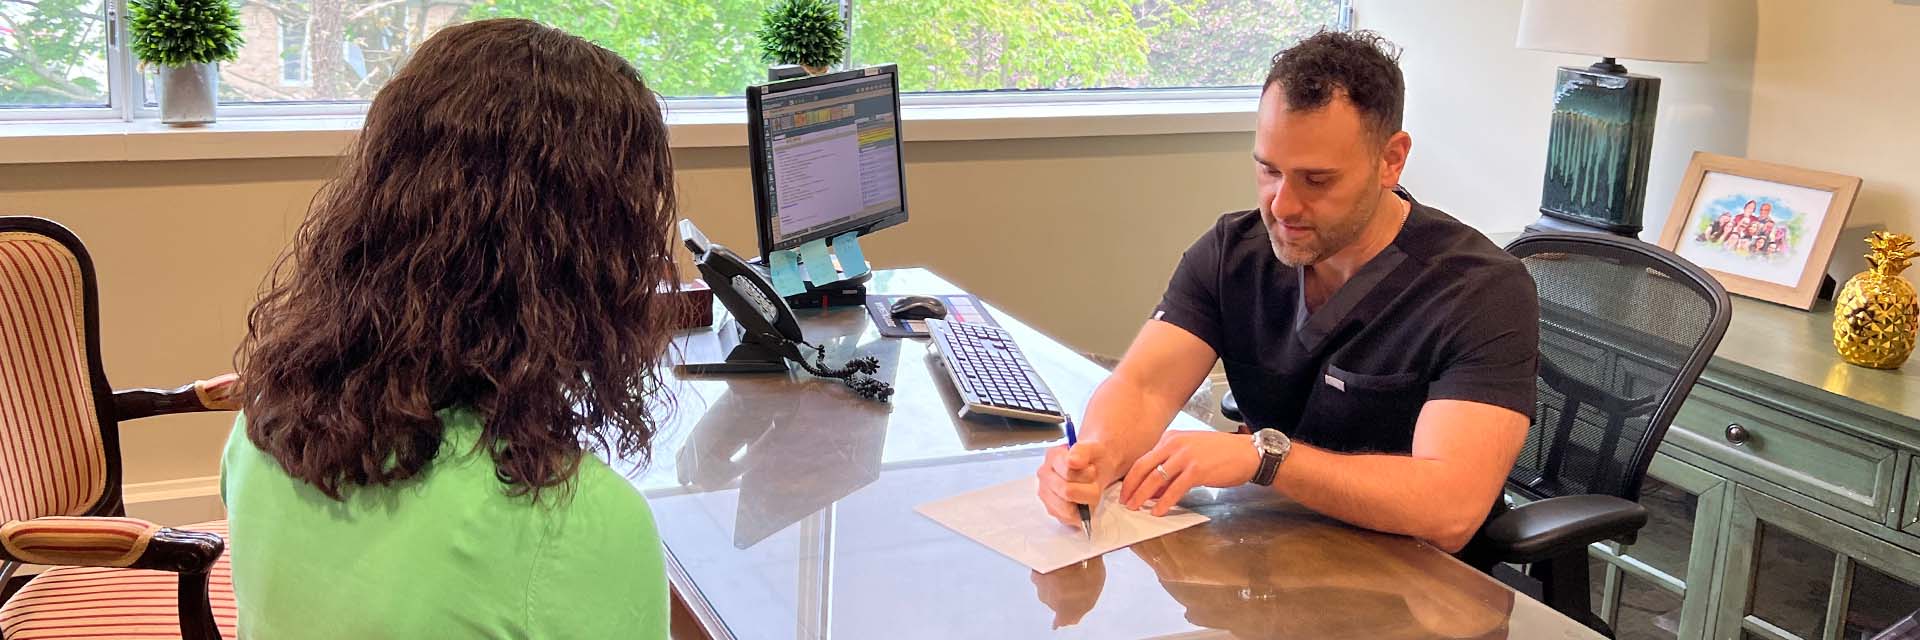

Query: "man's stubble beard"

xmin=1270 ymin=178 xmax=1384 ymax=268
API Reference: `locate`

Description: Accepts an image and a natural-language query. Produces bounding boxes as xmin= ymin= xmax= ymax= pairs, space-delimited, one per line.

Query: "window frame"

xmin=8 ymin=0 xmax=1351 ymax=123
xmin=0 ymin=0 xmax=133 ymax=121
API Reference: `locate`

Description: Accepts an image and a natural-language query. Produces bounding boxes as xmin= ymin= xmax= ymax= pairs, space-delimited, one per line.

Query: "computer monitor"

xmin=746 ymin=65 xmax=908 ymax=261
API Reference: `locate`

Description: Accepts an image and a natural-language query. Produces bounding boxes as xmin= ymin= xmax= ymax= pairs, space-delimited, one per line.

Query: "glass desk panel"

xmin=629 ymin=269 xmax=1600 ymax=640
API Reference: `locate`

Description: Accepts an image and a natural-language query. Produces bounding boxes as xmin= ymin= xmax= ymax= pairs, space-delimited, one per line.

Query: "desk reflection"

xmin=674 ymin=332 xmax=900 ymax=549
xmin=921 ymin=351 xmax=1066 ymax=452
xmin=1030 ymin=558 xmax=1106 ymax=629
xmin=1032 ymin=489 xmax=1520 ymax=640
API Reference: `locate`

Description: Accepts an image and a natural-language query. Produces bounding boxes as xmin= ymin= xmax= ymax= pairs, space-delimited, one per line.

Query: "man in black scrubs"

xmin=1036 ymin=31 xmax=1538 ymax=553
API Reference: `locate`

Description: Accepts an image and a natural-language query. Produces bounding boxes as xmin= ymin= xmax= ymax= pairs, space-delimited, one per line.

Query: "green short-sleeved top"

xmin=220 ymin=408 xmax=668 ymax=639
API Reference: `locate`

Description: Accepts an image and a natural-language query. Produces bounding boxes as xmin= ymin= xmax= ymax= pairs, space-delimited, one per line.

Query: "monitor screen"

xmin=748 ymin=66 xmax=908 ymax=258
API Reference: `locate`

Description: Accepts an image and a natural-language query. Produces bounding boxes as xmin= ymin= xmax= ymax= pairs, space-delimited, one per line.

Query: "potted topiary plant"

xmin=755 ymin=0 xmax=847 ymax=77
xmin=128 ymin=0 xmax=243 ymax=126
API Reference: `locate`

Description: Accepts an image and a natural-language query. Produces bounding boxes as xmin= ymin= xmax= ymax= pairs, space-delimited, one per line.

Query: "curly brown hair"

xmin=1266 ymin=29 xmax=1405 ymax=141
xmin=238 ymin=18 xmax=680 ymax=501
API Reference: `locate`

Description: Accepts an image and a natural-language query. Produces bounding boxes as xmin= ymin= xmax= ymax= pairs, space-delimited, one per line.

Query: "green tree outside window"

xmin=1 ymin=0 xmax=1343 ymax=106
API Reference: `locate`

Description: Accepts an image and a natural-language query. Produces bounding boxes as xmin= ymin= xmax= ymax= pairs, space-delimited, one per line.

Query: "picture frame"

xmin=1659 ymin=152 xmax=1862 ymax=309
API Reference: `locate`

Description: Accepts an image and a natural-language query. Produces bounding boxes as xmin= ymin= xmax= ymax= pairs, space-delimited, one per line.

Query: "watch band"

xmin=1251 ymin=429 xmax=1289 ymax=486
xmin=1253 ymin=453 xmax=1282 ymax=486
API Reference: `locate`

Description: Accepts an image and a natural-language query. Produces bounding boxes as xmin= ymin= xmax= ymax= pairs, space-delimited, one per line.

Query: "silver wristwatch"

xmin=1251 ymin=428 xmax=1291 ymax=486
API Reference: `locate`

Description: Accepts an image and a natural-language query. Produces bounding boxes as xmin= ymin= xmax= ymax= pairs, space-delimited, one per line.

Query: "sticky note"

xmin=832 ymin=231 xmax=870 ymax=279
xmin=797 ymin=238 xmax=840 ymax=285
xmin=768 ymin=249 xmax=806 ymax=297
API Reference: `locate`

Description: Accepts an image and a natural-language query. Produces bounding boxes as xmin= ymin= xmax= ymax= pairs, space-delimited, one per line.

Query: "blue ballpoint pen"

xmin=1064 ymin=417 xmax=1093 ymax=541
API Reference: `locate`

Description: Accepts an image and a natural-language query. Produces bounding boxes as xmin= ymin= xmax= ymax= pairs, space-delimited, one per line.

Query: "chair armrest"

xmin=113 ymin=373 xmax=243 ymax=421
xmin=1478 ymin=494 xmax=1648 ymax=564
xmin=1220 ymin=392 xmax=1243 ymax=423
xmin=0 ymin=516 xmax=224 ymax=574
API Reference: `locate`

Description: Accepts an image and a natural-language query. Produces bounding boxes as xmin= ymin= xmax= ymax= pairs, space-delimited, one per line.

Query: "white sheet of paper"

xmin=915 ymin=476 xmax=1210 ymax=574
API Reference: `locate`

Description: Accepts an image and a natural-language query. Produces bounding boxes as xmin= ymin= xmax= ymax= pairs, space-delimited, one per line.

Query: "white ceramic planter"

xmin=159 ymin=62 xmax=218 ymax=126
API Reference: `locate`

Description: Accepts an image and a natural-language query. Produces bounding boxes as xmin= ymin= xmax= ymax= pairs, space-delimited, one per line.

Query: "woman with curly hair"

xmin=222 ymin=18 xmax=681 ymax=637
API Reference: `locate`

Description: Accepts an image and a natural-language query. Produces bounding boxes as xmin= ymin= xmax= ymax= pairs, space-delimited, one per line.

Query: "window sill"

xmin=0 ymin=97 xmax=1257 ymax=165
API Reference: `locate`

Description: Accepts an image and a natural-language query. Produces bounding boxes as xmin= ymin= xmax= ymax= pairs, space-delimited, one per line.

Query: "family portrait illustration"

xmin=1690 ymin=195 xmax=1802 ymax=260
xmin=1674 ymin=169 xmax=1838 ymax=290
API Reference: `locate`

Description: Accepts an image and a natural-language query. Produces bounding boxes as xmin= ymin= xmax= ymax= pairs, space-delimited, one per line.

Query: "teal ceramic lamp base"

xmin=1530 ymin=62 xmax=1661 ymax=237
xmin=1525 ymin=213 xmax=1633 ymax=236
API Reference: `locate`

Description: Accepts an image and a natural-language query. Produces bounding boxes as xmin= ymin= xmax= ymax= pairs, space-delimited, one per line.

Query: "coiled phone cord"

xmin=795 ymin=341 xmax=894 ymax=402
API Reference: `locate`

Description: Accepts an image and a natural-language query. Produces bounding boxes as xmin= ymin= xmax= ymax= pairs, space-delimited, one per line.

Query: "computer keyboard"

xmin=926 ymin=319 xmax=1066 ymax=424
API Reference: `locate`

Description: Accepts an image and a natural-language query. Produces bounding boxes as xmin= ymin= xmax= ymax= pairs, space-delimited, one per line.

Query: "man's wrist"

xmin=1250 ymin=428 xmax=1290 ymax=486
xmin=1245 ymin=434 xmax=1263 ymax=484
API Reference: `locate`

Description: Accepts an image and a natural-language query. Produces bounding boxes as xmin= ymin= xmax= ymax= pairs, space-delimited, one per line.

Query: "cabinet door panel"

xmin=1745 ymin=522 xmax=1833 ymax=639
xmin=1841 ymin=564 xmax=1920 ymax=638
xmin=1592 ymin=453 xmax=1729 ymax=639
xmin=1718 ymin=487 xmax=1920 ymax=640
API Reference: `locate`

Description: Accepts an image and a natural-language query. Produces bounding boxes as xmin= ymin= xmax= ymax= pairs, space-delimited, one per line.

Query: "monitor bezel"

xmin=745 ymin=64 xmax=909 ymax=262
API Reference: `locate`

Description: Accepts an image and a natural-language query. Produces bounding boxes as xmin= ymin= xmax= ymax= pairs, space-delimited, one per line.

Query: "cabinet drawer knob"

xmin=1724 ymin=423 xmax=1750 ymax=446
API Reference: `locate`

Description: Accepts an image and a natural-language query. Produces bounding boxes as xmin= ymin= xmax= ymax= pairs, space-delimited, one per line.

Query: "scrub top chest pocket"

xmin=1297 ymin=363 xmax=1430 ymax=454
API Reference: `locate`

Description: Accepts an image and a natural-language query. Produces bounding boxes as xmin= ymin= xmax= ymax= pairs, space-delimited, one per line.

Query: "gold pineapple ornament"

xmin=1833 ymin=231 xmax=1919 ymax=369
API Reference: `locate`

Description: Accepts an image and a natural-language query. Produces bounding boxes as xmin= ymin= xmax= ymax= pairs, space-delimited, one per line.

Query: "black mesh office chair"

xmin=1472 ymin=232 xmax=1730 ymax=635
xmin=1218 ymin=232 xmax=1729 ymax=635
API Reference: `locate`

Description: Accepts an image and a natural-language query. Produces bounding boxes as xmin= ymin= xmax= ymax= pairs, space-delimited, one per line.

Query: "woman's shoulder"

xmin=533 ymin=456 xmax=662 ymax=590
xmin=552 ymin=454 xmax=659 ymax=537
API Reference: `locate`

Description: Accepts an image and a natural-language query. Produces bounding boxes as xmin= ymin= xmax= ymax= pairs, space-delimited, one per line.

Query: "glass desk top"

xmin=623 ymin=269 xmax=1601 ymax=640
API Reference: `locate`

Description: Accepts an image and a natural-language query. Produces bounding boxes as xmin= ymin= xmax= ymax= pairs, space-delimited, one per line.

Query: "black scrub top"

xmin=1153 ymin=188 xmax=1538 ymax=454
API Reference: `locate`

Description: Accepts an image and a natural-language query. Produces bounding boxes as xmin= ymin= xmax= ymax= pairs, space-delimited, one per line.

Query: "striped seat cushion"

xmin=0 ymin=519 xmax=236 ymax=639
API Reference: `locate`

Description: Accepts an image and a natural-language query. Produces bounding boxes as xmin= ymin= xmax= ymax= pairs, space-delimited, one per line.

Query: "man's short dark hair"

xmin=1264 ymin=29 xmax=1405 ymax=140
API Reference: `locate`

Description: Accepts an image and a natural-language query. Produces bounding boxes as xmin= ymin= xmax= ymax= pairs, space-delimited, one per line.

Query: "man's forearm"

xmin=1079 ymin=371 xmax=1189 ymax=475
xmin=1270 ymin=444 xmax=1501 ymax=552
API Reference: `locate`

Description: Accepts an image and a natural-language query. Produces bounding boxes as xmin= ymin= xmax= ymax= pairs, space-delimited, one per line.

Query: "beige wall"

xmin=6 ymin=0 xmax=1913 ymax=491
xmin=677 ymin=134 xmax=1253 ymax=358
xmin=1360 ymin=0 xmax=1920 ymax=237
xmin=1354 ymin=0 xmax=1760 ymax=239
xmin=0 ymin=134 xmax=1253 ymax=485
xmin=0 ymin=159 xmax=326 ymax=487
xmin=1747 ymin=1 xmax=1920 ymax=232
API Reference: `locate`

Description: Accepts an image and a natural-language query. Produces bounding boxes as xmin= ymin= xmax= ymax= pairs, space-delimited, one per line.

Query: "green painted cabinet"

xmin=1573 ymin=296 xmax=1920 ymax=640
xmin=1588 ymin=454 xmax=1731 ymax=638
xmin=1667 ymin=385 xmax=1899 ymax=522
xmin=1714 ymin=487 xmax=1920 ymax=640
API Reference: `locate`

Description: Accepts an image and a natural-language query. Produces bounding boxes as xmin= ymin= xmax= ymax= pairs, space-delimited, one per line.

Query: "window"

xmin=854 ymin=0 xmax=1349 ymax=93
xmin=210 ymin=0 xmax=775 ymax=103
xmin=0 ymin=0 xmax=112 ymax=108
xmin=6 ymin=0 xmax=1347 ymax=116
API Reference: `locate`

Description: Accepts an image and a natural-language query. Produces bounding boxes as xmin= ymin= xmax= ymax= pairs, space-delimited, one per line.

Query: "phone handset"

xmin=676 ymin=220 xmax=892 ymax=402
xmin=710 ymin=250 xmax=807 ymax=360
xmin=726 ymin=273 xmax=803 ymax=342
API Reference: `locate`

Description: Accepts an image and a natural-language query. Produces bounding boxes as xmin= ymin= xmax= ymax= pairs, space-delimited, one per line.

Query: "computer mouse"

xmin=889 ymin=295 xmax=948 ymax=320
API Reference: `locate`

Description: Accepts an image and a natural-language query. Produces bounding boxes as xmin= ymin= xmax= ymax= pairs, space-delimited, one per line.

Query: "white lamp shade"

xmin=1517 ymin=0 xmax=1709 ymax=63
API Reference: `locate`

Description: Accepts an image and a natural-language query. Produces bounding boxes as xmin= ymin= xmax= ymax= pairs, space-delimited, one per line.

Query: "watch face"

xmin=1254 ymin=429 xmax=1288 ymax=455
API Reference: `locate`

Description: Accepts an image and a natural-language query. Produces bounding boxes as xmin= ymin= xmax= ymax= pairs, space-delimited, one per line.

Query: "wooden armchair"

xmin=0 ymin=217 xmax=240 ymax=639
